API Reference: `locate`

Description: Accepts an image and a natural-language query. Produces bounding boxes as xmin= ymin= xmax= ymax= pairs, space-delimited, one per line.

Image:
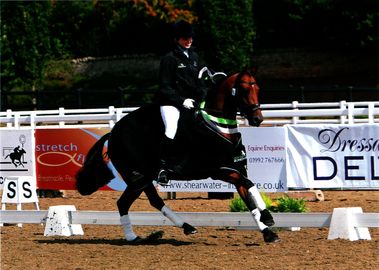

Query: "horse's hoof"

xmin=262 ymin=228 xmax=280 ymax=243
xmin=260 ymin=209 xmax=275 ymax=226
xmin=182 ymin=222 xmax=197 ymax=235
xmin=156 ymin=170 xmax=171 ymax=186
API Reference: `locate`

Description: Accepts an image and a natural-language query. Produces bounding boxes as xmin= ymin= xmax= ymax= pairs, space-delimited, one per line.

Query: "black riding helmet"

xmin=172 ymin=20 xmax=194 ymax=39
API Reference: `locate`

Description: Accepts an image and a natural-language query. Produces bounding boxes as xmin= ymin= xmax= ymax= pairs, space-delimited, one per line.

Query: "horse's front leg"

xmin=218 ymin=169 xmax=279 ymax=243
xmin=18 ymin=159 xmax=24 ymax=167
xmin=11 ymin=159 xmax=18 ymax=168
xmin=143 ymin=182 xmax=197 ymax=235
xmin=236 ymin=178 xmax=274 ymax=226
xmin=234 ymin=176 xmax=280 ymax=243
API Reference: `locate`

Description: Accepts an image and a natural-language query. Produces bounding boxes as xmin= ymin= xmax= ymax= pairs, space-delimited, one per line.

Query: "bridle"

xmin=233 ymin=72 xmax=261 ymax=115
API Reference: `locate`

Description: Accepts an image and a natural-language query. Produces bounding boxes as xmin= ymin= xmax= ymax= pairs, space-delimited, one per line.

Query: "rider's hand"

xmin=183 ymin=99 xmax=195 ymax=109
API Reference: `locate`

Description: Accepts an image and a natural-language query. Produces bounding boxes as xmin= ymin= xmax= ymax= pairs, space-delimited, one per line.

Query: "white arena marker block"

xmin=328 ymin=207 xmax=371 ymax=241
xmin=44 ymin=205 xmax=84 ymax=237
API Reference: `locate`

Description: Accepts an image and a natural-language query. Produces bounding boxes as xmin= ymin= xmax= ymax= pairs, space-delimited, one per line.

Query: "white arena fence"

xmin=0 ymin=210 xmax=379 ymax=229
xmin=1 ymin=101 xmax=378 ymax=240
xmin=1 ymin=100 xmax=378 ymax=128
xmin=1 ymin=209 xmax=378 ymax=228
xmin=1 ymin=208 xmax=378 ymax=240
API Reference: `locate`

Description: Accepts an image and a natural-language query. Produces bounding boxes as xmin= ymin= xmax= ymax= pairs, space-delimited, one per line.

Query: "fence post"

xmin=58 ymin=107 xmax=65 ymax=128
xmin=108 ymin=106 xmax=115 ymax=128
xmin=14 ymin=112 xmax=20 ymax=128
xmin=348 ymin=103 xmax=354 ymax=124
xmin=339 ymin=100 xmax=347 ymax=124
xmin=116 ymin=108 xmax=123 ymax=122
xmin=292 ymin=101 xmax=299 ymax=124
xmin=368 ymin=102 xmax=374 ymax=124
xmin=30 ymin=112 xmax=36 ymax=129
xmin=6 ymin=109 xmax=13 ymax=128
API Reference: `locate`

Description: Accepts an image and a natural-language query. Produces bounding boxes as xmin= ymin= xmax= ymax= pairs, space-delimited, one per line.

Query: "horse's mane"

xmin=203 ymin=73 xmax=230 ymax=104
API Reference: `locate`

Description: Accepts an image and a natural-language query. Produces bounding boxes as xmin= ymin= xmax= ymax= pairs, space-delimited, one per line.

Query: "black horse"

xmin=76 ymin=69 xmax=279 ymax=243
xmin=5 ymin=147 xmax=26 ymax=167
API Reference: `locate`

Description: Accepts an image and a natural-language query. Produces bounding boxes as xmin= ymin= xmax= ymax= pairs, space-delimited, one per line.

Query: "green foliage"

xmin=230 ymin=192 xmax=273 ymax=213
xmin=1 ymin=1 xmax=52 ymax=90
xmin=229 ymin=196 xmax=249 ymax=212
xmin=43 ymin=60 xmax=77 ymax=90
xmin=229 ymin=193 xmax=308 ymax=213
xmin=261 ymin=191 xmax=274 ymax=209
xmin=271 ymin=195 xmax=308 ymax=213
xmin=253 ymin=0 xmax=378 ymax=49
xmin=194 ymin=0 xmax=255 ymax=72
xmin=1 ymin=0 xmax=376 ymax=98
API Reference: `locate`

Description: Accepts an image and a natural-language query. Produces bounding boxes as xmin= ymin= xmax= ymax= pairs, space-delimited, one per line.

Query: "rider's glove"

xmin=183 ymin=99 xmax=195 ymax=109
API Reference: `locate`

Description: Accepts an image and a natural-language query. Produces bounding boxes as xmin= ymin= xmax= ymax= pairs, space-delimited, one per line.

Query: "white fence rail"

xmin=1 ymin=210 xmax=378 ymax=228
xmin=1 ymin=101 xmax=378 ymax=128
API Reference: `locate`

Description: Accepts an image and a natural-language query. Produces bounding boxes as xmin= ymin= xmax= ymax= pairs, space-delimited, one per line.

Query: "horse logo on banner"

xmin=3 ymin=135 xmax=27 ymax=168
xmin=5 ymin=146 xmax=26 ymax=168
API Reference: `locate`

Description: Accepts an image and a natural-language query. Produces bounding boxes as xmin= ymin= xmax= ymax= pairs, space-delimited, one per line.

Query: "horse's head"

xmin=233 ymin=69 xmax=263 ymax=127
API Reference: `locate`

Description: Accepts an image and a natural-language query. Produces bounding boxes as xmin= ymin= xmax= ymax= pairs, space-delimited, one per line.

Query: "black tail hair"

xmin=76 ymin=133 xmax=114 ymax=195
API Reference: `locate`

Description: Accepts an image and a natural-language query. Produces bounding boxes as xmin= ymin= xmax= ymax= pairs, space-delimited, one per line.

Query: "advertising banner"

xmin=285 ymin=124 xmax=379 ymax=189
xmin=0 ymin=129 xmax=35 ymax=189
xmin=35 ymin=128 xmax=115 ymax=190
xmin=241 ymin=127 xmax=286 ymax=192
xmin=34 ymin=127 xmax=286 ymax=192
xmin=160 ymin=127 xmax=286 ymax=193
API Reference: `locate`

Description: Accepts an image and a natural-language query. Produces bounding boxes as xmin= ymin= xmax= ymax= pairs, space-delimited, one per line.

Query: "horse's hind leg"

xmin=143 ymin=183 xmax=197 ymax=235
xmin=117 ymin=187 xmax=143 ymax=241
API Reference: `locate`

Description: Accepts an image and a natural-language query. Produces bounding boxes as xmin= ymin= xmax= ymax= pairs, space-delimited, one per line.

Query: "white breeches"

xmin=160 ymin=106 xmax=180 ymax=139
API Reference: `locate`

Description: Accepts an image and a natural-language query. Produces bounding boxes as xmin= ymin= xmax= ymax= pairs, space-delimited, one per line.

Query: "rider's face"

xmin=177 ymin=37 xmax=193 ymax=49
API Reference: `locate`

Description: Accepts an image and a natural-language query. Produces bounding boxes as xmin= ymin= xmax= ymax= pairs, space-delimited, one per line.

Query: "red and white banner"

xmin=35 ymin=128 xmax=114 ymax=190
xmin=285 ymin=124 xmax=379 ymax=189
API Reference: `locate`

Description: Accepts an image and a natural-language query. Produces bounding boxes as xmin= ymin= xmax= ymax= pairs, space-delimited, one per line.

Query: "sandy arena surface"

xmin=1 ymin=190 xmax=378 ymax=270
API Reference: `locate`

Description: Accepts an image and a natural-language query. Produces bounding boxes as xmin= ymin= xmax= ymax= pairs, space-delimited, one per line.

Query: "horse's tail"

xmin=76 ymin=133 xmax=114 ymax=195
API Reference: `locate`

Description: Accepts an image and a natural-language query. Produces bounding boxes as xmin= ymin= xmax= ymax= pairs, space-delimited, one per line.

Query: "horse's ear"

xmin=249 ymin=65 xmax=259 ymax=76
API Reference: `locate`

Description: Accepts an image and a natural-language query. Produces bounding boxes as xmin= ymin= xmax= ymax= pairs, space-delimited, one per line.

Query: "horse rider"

xmin=13 ymin=146 xmax=21 ymax=154
xmin=154 ymin=20 xmax=208 ymax=185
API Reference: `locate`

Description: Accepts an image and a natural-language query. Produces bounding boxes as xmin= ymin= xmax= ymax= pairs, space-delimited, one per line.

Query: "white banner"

xmin=241 ymin=127 xmax=286 ymax=192
xmin=160 ymin=127 xmax=286 ymax=192
xmin=285 ymin=124 xmax=379 ymax=189
xmin=0 ymin=129 xmax=35 ymax=190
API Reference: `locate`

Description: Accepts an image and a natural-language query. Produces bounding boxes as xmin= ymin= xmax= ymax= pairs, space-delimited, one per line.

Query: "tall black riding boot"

xmin=156 ymin=136 xmax=176 ymax=185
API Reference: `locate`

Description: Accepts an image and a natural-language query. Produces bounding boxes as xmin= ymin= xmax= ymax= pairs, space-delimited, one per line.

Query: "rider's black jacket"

xmin=154 ymin=46 xmax=207 ymax=108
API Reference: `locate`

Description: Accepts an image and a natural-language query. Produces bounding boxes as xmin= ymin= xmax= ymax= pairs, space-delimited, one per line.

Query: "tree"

xmin=194 ymin=0 xmax=255 ymax=73
xmin=253 ymin=0 xmax=378 ymax=50
xmin=1 ymin=1 xmax=52 ymax=91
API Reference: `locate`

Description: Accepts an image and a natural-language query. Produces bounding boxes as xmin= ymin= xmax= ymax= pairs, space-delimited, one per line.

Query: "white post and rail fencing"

xmin=1 ymin=101 xmax=378 ymax=241
xmin=1 ymin=207 xmax=378 ymax=241
xmin=1 ymin=101 xmax=378 ymax=128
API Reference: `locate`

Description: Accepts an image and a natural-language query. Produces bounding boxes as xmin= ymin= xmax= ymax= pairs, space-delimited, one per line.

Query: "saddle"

xmin=168 ymin=107 xmax=247 ymax=178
